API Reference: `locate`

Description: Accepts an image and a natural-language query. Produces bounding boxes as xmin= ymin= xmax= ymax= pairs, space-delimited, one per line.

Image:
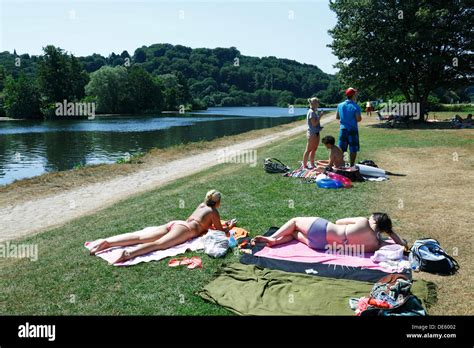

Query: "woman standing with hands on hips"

xmin=302 ymin=97 xmax=323 ymax=169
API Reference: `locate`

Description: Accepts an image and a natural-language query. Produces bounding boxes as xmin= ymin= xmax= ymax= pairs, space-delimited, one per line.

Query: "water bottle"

xmin=228 ymin=230 xmax=237 ymax=248
xmin=410 ymin=257 xmax=419 ymax=272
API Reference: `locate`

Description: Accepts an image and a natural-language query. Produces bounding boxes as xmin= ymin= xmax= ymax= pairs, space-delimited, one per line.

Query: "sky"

xmin=0 ymin=0 xmax=339 ymax=74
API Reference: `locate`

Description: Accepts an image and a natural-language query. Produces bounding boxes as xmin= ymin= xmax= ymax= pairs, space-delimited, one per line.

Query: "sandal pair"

xmin=168 ymin=256 xmax=202 ymax=270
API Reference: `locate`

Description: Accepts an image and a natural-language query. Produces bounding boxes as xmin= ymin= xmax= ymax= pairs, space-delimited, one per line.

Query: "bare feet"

xmin=89 ymin=239 xmax=110 ymax=255
xmin=111 ymin=250 xmax=130 ymax=264
xmin=251 ymin=235 xmax=276 ymax=247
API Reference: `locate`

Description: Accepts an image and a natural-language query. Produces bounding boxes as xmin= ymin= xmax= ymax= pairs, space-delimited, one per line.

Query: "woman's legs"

xmin=308 ymin=135 xmax=319 ymax=167
xmin=303 ymin=135 xmax=318 ymax=168
xmin=111 ymin=224 xmax=194 ymax=264
xmin=89 ymin=225 xmax=169 ymax=255
xmin=252 ymin=217 xmax=317 ymax=246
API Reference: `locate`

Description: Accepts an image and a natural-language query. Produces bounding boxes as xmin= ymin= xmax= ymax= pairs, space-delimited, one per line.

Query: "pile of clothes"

xmin=350 ymin=274 xmax=428 ymax=316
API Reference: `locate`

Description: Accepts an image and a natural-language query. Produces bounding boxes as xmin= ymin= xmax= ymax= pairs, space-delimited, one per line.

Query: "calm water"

xmin=0 ymin=107 xmax=332 ymax=185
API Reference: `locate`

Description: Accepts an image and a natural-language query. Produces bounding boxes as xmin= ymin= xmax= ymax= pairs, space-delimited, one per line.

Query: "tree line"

xmin=0 ymin=44 xmax=342 ymax=119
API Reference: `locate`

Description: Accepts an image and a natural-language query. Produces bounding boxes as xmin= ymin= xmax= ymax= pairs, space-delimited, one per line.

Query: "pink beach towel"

xmin=84 ymin=237 xmax=204 ymax=266
xmin=254 ymin=240 xmax=406 ymax=273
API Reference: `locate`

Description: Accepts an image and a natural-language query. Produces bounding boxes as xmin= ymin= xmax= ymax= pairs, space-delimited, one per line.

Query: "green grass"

xmin=0 ymin=121 xmax=471 ymax=315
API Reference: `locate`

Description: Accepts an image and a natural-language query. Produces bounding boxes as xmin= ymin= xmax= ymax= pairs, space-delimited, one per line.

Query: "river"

xmin=0 ymin=106 xmax=334 ymax=185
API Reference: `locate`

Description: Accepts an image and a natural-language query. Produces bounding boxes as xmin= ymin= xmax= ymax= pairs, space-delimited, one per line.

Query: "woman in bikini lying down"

xmin=251 ymin=212 xmax=407 ymax=253
xmin=89 ymin=189 xmax=235 ymax=264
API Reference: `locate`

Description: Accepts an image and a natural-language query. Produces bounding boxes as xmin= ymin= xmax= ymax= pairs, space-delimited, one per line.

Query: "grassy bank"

xmin=0 ymin=120 xmax=472 ymax=315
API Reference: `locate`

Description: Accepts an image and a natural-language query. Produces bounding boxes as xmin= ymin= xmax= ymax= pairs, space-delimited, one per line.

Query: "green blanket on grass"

xmin=198 ymin=263 xmax=436 ymax=316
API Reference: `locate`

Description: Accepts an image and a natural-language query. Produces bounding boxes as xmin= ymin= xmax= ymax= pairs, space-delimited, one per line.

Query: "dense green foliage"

xmin=0 ymin=44 xmax=343 ymax=118
xmin=3 ymin=74 xmax=41 ymax=118
xmin=329 ymin=0 xmax=473 ymax=118
xmin=85 ymin=66 xmax=164 ymax=114
xmin=38 ymin=46 xmax=89 ymax=105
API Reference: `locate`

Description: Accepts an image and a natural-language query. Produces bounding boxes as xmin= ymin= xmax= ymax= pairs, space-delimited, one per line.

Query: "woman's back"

xmin=187 ymin=203 xmax=214 ymax=233
xmin=345 ymin=218 xmax=379 ymax=251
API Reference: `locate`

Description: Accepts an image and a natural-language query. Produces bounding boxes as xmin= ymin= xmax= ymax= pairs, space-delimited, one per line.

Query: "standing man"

xmin=336 ymin=87 xmax=362 ymax=167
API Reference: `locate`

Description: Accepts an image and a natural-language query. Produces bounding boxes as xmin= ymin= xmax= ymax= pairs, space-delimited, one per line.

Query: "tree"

xmin=3 ymin=74 xmax=41 ymax=118
xmin=134 ymin=48 xmax=146 ymax=63
xmin=0 ymin=65 xmax=5 ymax=91
xmin=69 ymin=55 xmax=89 ymax=100
xmin=125 ymin=66 xmax=163 ymax=113
xmin=85 ymin=66 xmax=129 ymax=113
xmin=329 ymin=0 xmax=473 ymax=119
xmin=37 ymin=45 xmax=71 ymax=103
xmin=37 ymin=46 xmax=88 ymax=104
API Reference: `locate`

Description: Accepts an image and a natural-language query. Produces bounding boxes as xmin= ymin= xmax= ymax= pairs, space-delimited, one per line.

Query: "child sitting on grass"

xmin=320 ymin=135 xmax=345 ymax=168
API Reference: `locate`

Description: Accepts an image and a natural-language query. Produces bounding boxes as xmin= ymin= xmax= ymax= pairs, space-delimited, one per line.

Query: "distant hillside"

xmin=0 ymin=43 xmax=342 ymax=113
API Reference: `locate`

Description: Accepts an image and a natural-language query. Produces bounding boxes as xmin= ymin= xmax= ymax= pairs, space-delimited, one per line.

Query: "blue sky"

xmin=1 ymin=0 xmax=338 ymax=74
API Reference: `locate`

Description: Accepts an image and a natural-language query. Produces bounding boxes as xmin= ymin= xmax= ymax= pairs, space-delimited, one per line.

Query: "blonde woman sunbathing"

xmin=89 ymin=190 xmax=235 ymax=264
xmin=251 ymin=213 xmax=406 ymax=253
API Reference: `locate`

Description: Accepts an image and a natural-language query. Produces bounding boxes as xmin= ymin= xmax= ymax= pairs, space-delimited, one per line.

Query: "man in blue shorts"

xmin=336 ymin=87 xmax=362 ymax=167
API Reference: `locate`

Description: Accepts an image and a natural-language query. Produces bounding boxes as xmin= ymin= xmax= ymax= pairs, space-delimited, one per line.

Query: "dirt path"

xmin=0 ymin=114 xmax=336 ymax=242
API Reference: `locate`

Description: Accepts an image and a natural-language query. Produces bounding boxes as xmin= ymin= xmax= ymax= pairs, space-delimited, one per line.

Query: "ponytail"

xmin=205 ymin=189 xmax=221 ymax=207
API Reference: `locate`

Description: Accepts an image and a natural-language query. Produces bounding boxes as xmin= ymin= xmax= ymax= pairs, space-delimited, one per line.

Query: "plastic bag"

xmin=202 ymin=230 xmax=229 ymax=258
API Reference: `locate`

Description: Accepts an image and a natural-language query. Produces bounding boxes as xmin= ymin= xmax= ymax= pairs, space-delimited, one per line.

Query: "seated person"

xmin=318 ymin=135 xmax=345 ymax=168
xmin=452 ymin=114 xmax=463 ymax=127
xmin=89 ymin=190 xmax=235 ymax=264
xmin=463 ymin=114 xmax=473 ymax=127
xmin=251 ymin=213 xmax=407 ymax=253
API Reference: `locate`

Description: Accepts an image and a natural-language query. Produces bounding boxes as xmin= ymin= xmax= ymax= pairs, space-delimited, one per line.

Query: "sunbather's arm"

xmin=387 ymin=231 xmax=407 ymax=247
xmin=211 ymin=210 xmax=235 ymax=234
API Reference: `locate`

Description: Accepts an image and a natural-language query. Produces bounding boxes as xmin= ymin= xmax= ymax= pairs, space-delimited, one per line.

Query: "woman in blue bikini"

xmin=251 ymin=213 xmax=406 ymax=253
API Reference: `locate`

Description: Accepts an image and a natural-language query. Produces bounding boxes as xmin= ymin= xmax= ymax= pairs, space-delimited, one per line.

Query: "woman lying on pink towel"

xmin=89 ymin=189 xmax=235 ymax=264
xmin=252 ymin=213 xmax=407 ymax=253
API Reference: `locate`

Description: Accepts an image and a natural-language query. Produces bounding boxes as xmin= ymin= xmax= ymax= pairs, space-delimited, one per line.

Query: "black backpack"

xmin=409 ymin=238 xmax=459 ymax=275
xmin=263 ymin=158 xmax=290 ymax=174
xmin=332 ymin=166 xmax=365 ymax=182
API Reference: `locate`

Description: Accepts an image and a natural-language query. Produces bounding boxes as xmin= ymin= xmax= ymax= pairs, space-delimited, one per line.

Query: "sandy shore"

xmin=0 ymin=113 xmax=336 ymax=242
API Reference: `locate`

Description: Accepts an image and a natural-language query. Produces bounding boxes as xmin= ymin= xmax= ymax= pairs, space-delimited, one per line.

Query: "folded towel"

xmin=370 ymin=244 xmax=405 ymax=263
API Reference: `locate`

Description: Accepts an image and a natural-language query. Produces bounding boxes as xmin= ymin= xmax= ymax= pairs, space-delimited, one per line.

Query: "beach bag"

xmin=332 ymin=167 xmax=364 ymax=182
xmin=202 ymin=230 xmax=229 ymax=258
xmin=359 ymin=159 xmax=378 ymax=168
xmin=409 ymin=238 xmax=459 ymax=275
xmin=263 ymin=158 xmax=290 ymax=174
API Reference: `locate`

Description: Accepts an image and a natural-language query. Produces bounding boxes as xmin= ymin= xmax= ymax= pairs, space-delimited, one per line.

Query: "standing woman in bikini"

xmin=252 ymin=213 xmax=407 ymax=253
xmin=89 ymin=190 xmax=235 ymax=264
xmin=302 ymin=97 xmax=323 ymax=169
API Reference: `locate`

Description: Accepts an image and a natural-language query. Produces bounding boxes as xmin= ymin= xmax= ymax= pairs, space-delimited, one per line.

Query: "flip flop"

xmin=168 ymin=257 xmax=190 ymax=267
xmin=187 ymin=256 xmax=202 ymax=270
